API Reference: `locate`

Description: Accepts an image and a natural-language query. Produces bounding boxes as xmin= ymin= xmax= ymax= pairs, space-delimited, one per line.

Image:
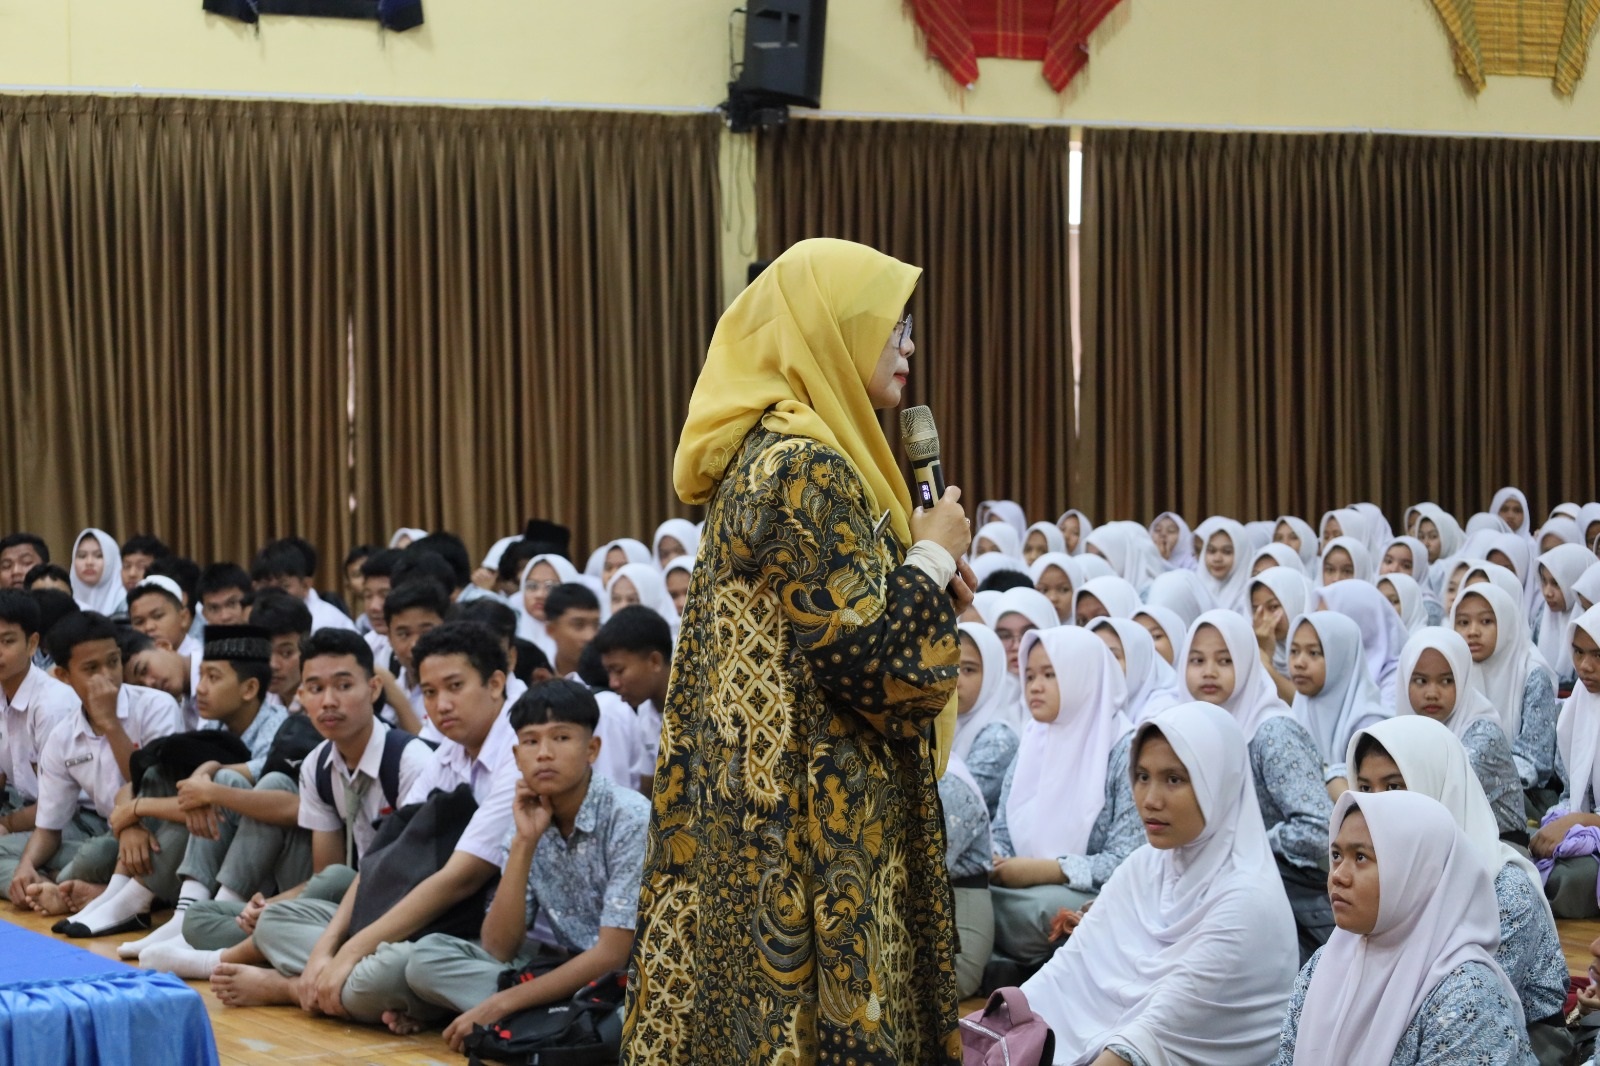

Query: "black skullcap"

xmin=202 ymin=623 xmax=273 ymax=664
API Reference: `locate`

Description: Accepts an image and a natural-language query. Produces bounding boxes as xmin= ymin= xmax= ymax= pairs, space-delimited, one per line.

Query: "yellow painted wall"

xmin=2 ymin=0 xmax=1597 ymax=135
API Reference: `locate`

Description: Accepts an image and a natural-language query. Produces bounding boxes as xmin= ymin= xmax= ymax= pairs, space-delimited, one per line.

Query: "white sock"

xmin=140 ymin=942 xmax=222 ymax=980
xmin=216 ymin=885 xmax=245 ymax=904
xmin=72 ymin=873 xmax=132 ymax=927
xmin=118 ymin=880 xmax=211 ymax=957
xmin=78 ymin=879 xmax=155 ymax=934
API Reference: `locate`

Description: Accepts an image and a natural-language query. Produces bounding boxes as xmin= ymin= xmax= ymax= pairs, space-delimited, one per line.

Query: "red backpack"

xmin=960 ymin=987 xmax=1057 ymax=1066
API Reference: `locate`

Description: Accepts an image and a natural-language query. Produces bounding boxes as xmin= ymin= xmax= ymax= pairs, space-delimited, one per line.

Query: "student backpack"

xmin=312 ymin=726 xmax=418 ymax=825
xmin=960 ymin=988 xmax=1056 ymax=1066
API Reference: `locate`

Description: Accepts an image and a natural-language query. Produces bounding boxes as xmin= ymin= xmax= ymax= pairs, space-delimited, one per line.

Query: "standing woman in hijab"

xmin=623 ymin=239 xmax=978 ymax=1066
xmin=1272 ymin=791 xmax=1535 ymax=1065
xmin=70 ymin=528 xmax=126 ymax=617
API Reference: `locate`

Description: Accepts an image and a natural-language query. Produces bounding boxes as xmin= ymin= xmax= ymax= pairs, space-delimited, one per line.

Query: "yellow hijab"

xmin=675 ymin=237 xmax=956 ymax=772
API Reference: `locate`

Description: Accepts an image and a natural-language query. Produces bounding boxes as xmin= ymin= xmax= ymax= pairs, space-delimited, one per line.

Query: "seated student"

xmin=990 ymin=628 xmax=1141 ymax=969
xmin=1250 ymin=569 xmax=1310 ymax=704
xmin=1088 ymin=618 xmax=1181 ymax=726
xmin=357 ymin=549 xmax=401 ymax=665
xmin=1029 ymin=551 xmax=1086 ymax=625
xmin=450 ymin=597 xmax=530 ymax=704
xmin=26 ymin=589 xmax=79 ymax=669
xmin=140 ymin=629 xmax=432 ymax=979
xmin=343 ymin=546 xmax=374 ymax=632
xmin=118 ymin=628 xmax=198 ymax=731
xmin=1538 ymin=603 xmax=1600 ymax=917
xmin=1534 ymin=544 xmax=1595 ymax=686
xmin=0 ymin=591 xmax=83 ymax=880
xmin=952 ymin=622 xmax=1018 ymax=816
xmin=514 ymin=554 xmax=583 ymax=661
xmin=205 ymin=622 xmax=518 ymax=1023
xmin=71 ymin=528 xmax=126 ymax=617
xmin=376 ymin=579 xmax=449 ymax=737
xmin=250 ymin=592 xmax=313 ymax=714
xmin=1019 ymin=703 xmax=1298 ymax=1066
xmin=1393 ymin=627 xmax=1524 ymax=837
xmin=1455 ymin=584 xmax=1560 ymax=809
xmin=407 ymin=532 xmax=497 ymax=605
xmin=593 ymin=605 xmax=674 ymax=771
xmin=126 ymin=577 xmax=202 ymax=714
xmin=147 ymin=556 xmax=206 ymax=643
xmin=197 ymin=564 xmax=252 ymax=628
xmin=545 ymin=583 xmax=645 ymax=792
xmin=390 ymin=679 xmax=649 ymax=1048
xmin=939 ymin=752 xmax=993 ymax=1000
xmin=1273 ymin=791 xmax=1536 ymax=1066
xmin=0 ymin=533 xmax=49 ymax=590
xmin=1285 ymin=611 xmax=1389 ymax=799
xmin=6 ymin=612 xmax=184 ymax=921
xmin=24 ymin=564 xmax=72 ymax=596
xmin=251 ymin=539 xmax=356 ymax=632
xmin=108 ymin=625 xmax=299 ymax=959
xmin=1179 ymin=610 xmax=1334 ymax=960
xmin=1348 ymin=718 xmax=1569 ymax=1049
xmin=653 ymin=518 xmax=700 ymax=568
xmin=120 ymin=535 xmax=170 ymax=595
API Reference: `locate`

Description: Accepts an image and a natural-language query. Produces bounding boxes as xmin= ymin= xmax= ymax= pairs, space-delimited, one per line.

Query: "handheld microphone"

xmin=899 ymin=405 xmax=946 ymax=510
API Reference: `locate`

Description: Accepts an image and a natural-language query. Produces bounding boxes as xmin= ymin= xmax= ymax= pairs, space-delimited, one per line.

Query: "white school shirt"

xmin=305 ymin=590 xmax=358 ymax=633
xmin=636 ymin=699 xmax=664 ymax=768
xmin=401 ymin=708 xmax=521 ymax=868
xmin=565 ymin=674 xmax=647 ymax=792
xmin=33 ymin=685 xmax=185 ymax=830
xmin=297 ymin=720 xmax=436 ymax=861
xmin=363 ymin=631 xmax=393 ymax=671
xmin=0 ymin=665 xmax=82 ymax=802
xmin=414 ymin=674 xmax=527 ymax=745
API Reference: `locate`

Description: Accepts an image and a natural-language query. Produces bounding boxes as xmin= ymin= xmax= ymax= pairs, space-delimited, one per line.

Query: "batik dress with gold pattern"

xmin=622 ymin=424 xmax=963 ymax=1066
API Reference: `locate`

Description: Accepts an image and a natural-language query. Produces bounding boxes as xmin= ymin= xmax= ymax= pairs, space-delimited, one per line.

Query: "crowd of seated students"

xmin=1 ymin=493 xmax=1599 ymax=1064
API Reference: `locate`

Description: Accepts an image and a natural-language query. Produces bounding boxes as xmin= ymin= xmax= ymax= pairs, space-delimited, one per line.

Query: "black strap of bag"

xmin=462 ymin=971 xmax=627 ymax=1066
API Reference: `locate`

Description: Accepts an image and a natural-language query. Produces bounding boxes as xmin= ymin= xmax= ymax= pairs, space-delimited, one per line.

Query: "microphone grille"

xmin=899 ymin=405 xmax=941 ymax=462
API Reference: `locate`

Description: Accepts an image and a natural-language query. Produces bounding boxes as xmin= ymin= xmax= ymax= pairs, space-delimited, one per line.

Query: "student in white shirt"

xmin=594 ymin=605 xmax=672 ymax=777
xmin=376 ymin=579 xmax=449 ymax=737
xmin=251 ymin=539 xmax=356 ymax=633
xmin=249 ymin=592 xmax=313 ymax=711
xmin=546 ymin=584 xmax=645 ymax=791
xmin=8 ymin=611 xmax=184 ymax=922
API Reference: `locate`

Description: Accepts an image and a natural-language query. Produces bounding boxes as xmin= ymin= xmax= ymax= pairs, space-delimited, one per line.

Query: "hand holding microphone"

xmin=902 ymin=405 xmax=976 ymax=614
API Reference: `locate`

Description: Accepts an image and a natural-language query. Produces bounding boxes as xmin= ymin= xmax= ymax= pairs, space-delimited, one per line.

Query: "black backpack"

xmin=312 ymin=726 xmax=417 ymax=820
xmin=462 ymin=971 xmax=626 ymax=1066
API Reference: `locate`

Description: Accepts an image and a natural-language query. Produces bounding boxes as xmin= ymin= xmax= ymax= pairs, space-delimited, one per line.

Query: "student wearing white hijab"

xmin=1020 ymin=704 xmax=1298 ymax=1066
xmin=1088 ymin=618 xmax=1181 ymax=726
xmin=1580 ymin=502 xmax=1600 ymax=554
xmin=1453 ymin=583 xmax=1560 ymax=797
xmin=1029 ymin=552 xmax=1085 ymax=625
xmin=1193 ymin=517 xmax=1253 ymax=614
xmin=976 ymin=499 xmax=1028 ymax=544
xmin=1411 ymin=503 xmax=1465 ymax=570
xmin=1272 ymin=515 xmax=1320 ymax=570
xmin=1315 ymin=580 xmax=1407 ymax=708
xmin=1493 ymin=485 xmax=1537 ymax=547
xmin=1273 ymin=790 xmax=1533 ymax=1066
xmin=1575 ymin=562 xmax=1600 ymax=613
xmin=1317 ymin=536 xmax=1374 ymax=587
xmin=1467 ymin=511 xmax=1513 ymax=538
xmin=590 ymin=538 xmax=653 ymax=585
xmin=1537 ymin=604 xmax=1600 ymax=918
xmin=1317 ymin=507 xmax=1372 ymax=557
xmin=1536 ymin=516 xmax=1583 ymax=554
xmin=1076 ymin=555 xmax=1116 ymax=581
xmin=651 ymin=518 xmax=700 ymax=568
xmin=1463 ymin=559 xmax=1527 ymax=605
xmin=939 ymin=751 xmax=995 ymax=999
xmin=1148 ymin=511 xmax=1196 ymax=572
xmin=973 ymin=521 xmax=1024 ymax=561
xmin=1133 ymin=606 xmax=1186 ymax=667
xmin=1178 ymin=610 xmax=1333 ymax=958
xmin=1534 ymin=544 xmax=1596 ymax=682
xmin=1056 ymin=508 xmax=1094 ymax=556
xmin=1242 ymin=521 xmax=1276 ymax=554
xmin=1022 ymin=521 xmax=1067 ymax=567
xmin=992 ymin=586 xmax=1061 ymax=673
xmin=1379 ymin=535 xmax=1443 ymax=625
xmin=515 ymin=553 xmax=583 ymax=661
xmin=1485 ymin=530 xmax=1547 ymax=626
xmin=604 ymin=564 xmax=681 ymax=639
xmin=1548 ymin=503 xmax=1584 ymax=524
xmin=1250 ymin=542 xmax=1310 ymax=579
xmin=1144 ymin=570 xmax=1212 ymax=631
xmin=1083 ymin=522 xmax=1165 ymax=595
xmin=387 ymin=527 xmax=428 ymax=549
xmin=1346 ymin=718 xmax=1569 ymax=1040
xmin=662 ymin=556 xmax=694 ymax=617
xmin=1287 ymin=611 xmax=1389 ymax=792
xmin=1249 ymin=568 xmax=1311 ymax=703
xmin=1350 ymin=502 xmax=1394 ymax=557
xmin=970 ymin=590 xmax=1004 ymax=628
xmin=989 ymin=628 xmax=1141 ymax=967
xmin=954 ymin=622 xmax=1020 ymax=816
xmin=969 ymin=551 xmax=1029 ymax=587
xmin=1071 ymin=576 xmax=1140 ymax=627
xmin=70 ymin=528 xmax=125 ymax=616
xmin=1376 ymin=573 xmax=1430 ymax=634
xmin=1393 ymin=627 xmax=1524 ymax=837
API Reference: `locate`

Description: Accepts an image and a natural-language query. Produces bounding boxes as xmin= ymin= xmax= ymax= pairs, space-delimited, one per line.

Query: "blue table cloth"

xmin=0 ymin=920 xmax=218 ymax=1066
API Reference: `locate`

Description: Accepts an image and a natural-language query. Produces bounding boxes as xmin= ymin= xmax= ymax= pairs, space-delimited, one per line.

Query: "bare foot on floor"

xmin=210 ymin=962 xmax=295 ymax=1008
xmin=25 ymin=879 xmax=101 ymax=916
xmin=383 ymin=1010 xmax=424 ymax=1035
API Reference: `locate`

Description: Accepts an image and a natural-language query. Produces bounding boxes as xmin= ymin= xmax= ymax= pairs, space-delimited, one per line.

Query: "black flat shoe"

xmin=60 ymin=913 xmax=152 ymax=939
xmin=51 ymin=918 xmax=72 ymax=934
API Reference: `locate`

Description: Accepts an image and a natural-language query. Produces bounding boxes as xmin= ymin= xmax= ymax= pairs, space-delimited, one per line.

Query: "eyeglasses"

xmin=892 ymin=312 xmax=913 ymax=347
xmin=524 ymin=580 xmax=560 ymax=594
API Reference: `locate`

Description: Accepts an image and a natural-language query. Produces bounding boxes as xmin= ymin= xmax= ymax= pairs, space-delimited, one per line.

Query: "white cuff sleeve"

xmin=905 ymin=541 xmax=957 ymax=589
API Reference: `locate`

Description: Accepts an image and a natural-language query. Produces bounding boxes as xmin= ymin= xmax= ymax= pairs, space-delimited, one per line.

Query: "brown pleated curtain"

xmin=1080 ymin=129 xmax=1600 ymax=525
xmin=0 ymin=96 xmax=721 ymax=581
xmin=757 ymin=119 xmax=1080 ymax=521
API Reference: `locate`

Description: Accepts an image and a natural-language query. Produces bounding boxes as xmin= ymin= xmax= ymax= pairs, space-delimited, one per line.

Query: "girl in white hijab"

xmin=1020 ymin=704 xmax=1298 ymax=1066
xmin=1022 ymin=521 xmax=1066 ymax=566
xmin=991 ymin=587 xmax=1062 ymax=722
xmin=1492 ymin=485 xmax=1537 ymax=547
xmin=976 ymin=499 xmax=1028 ymax=544
xmin=1145 ymin=569 xmax=1212 ymax=631
xmin=1376 ymin=573 xmax=1429 ymax=634
xmin=1317 ymin=536 xmax=1374 ymax=587
xmin=1071 ymin=576 xmax=1140 ymax=627
xmin=969 ymin=552 xmax=1029 ymax=588
xmin=1379 ymin=535 xmax=1442 ymax=624
xmin=662 ymin=556 xmax=694 ymax=617
xmin=1318 ymin=507 xmax=1372 ymax=556
xmin=1350 ymin=502 xmax=1394 ymax=557
xmin=1272 ymin=515 xmax=1320 ymax=570
xmin=1179 ymin=610 xmax=1334 ymax=957
xmin=973 ymin=521 xmax=1023 ymax=561
xmin=1242 ymin=521 xmax=1276 ymax=555
xmin=1285 ymin=611 xmax=1389 ymax=791
xmin=1056 ymin=508 xmax=1094 ymax=556
xmin=1411 ymin=503 xmax=1465 ymax=571
xmin=1580 ymin=502 xmax=1600 ymax=553
xmin=70 ymin=528 xmax=125 ymax=616
xmin=1453 ymin=583 xmax=1559 ymax=796
xmin=1148 ymin=511 xmax=1196 ymax=572
xmin=1315 ymin=580 xmax=1407 ymax=708
xmin=387 ymin=526 xmax=428 ymax=549
xmin=1536 ymin=516 xmax=1583 ymax=554
xmin=1133 ymin=606 xmax=1186 ymax=668
xmin=1534 ymin=543 xmax=1596 ymax=680
xmin=1076 ymin=555 xmax=1116 ymax=581
xmin=990 ymin=628 xmax=1142 ymax=967
xmin=954 ymin=622 xmax=1020 ymax=816
xmin=1462 ymin=560 xmax=1526 ymax=605
xmin=1392 ymin=627 xmax=1523 ymax=836
xmin=604 ymin=563 xmax=681 ymax=641
xmin=1346 ymin=717 xmax=1568 ymax=1034
xmin=1274 ymin=790 xmax=1532 ymax=1066
xmin=1485 ymin=531 xmax=1547 ymax=626
xmin=1249 ymin=568 xmax=1311 ymax=703
xmin=1466 ymin=511 xmax=1513 ymax=539
xmin=1250 ymin=542 xmax=1310 ymax=579
xmin=1084 ymin=522 xmax=1166 ymax=594
xmin=651 ymin=518 xmax=701 ymax=568
xmin=1193 ymin=517 xmax=1253 ymax=614
xmin=970 ymin=590 xmax=1004 ymax=627
xmin=1088 ymin=618 xmax=1181 ymax=725
xmin=588 ymin=538 xmax=652 ymax=584
xmin=1574 ymin=562 xmax=1600 ymax=613
xmin=1029 ymin=552 xmax=1085 ymax=625
xmin=516 ymin=553 xmax=584 ymax=661
xmin=1540 ymin=604 xmax=1600 ymax=918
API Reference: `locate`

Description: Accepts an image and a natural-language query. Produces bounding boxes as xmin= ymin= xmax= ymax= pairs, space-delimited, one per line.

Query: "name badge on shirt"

xmin=65 ymin=753 xmax=94 ymax=768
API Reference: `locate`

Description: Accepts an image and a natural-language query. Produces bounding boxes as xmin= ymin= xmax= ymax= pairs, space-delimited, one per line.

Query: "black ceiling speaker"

xmin=732 ymin=0 xmax=827 ymax=109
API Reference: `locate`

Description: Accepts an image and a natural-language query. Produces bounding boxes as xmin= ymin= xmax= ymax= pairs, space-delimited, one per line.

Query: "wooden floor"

xmin=2 ymin=904 xmax=1595 ymax=1063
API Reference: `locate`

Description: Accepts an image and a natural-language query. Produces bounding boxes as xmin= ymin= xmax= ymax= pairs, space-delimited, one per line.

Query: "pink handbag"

xmin=959 ymin=987 xmax=1057 ymax=1066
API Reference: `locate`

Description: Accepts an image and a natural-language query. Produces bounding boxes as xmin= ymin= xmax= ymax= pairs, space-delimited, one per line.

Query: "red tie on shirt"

xmin=906 ymin=0 xmax=1128 ymax=91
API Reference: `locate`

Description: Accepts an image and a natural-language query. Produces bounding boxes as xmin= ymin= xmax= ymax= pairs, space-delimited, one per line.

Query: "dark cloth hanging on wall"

xmin=203 ymin=0 xmax=423 ymax=32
